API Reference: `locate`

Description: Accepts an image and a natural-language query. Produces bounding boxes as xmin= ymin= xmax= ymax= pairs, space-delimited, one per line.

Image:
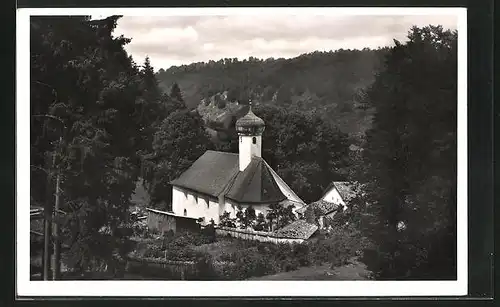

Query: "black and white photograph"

xmin=17 ymin=7 xmax=467 ymax=297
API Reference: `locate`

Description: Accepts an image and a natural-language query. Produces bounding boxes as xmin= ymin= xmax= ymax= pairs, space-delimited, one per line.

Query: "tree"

xmin=170 ymin=82 xmax=184 ymax=104
xmin=143 ymin=110 xmax=212 ymax=210
xmin=30 ymin=15 xmax=150 ymax=276
xmin=360 ymin=26 xmax=457 ymax=280
xmin=255 ymin=105 xmax=350 ymax=203
xmin=266 ymin=203 xmax=296 ymax=230
xmin=219 ymin=211 xmax=237 ymax=228
xmin=254 ymin=213 xmax=268 ymax=231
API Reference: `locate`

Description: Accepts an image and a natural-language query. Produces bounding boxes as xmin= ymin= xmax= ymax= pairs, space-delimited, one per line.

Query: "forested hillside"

xmin=155 ymin=48 xmax=388 ymax=142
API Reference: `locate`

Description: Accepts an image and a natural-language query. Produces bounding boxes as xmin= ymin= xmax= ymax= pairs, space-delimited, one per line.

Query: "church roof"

xmin=225 ymin=157 xmax=286 ymax=204
xmin=170 ymin=150 xmax=286 ymax=204
xmin=170 ymin=151 xmax=240 ymax=197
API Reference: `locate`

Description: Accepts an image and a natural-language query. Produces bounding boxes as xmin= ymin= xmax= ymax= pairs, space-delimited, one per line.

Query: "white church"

xmin=169 ymin=102 xmax=305 ymax=225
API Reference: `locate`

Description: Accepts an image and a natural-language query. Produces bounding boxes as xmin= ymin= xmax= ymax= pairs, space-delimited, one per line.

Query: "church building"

xmin=169 ymin=102 xmax=305 ymax=225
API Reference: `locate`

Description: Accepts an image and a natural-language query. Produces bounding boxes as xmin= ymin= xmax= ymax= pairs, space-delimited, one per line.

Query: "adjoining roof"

xmin=322 ymin=181 xmax=360 ymax=200
xmin=225 ymin=157 xmax=286 ymax=204
xmin=332 ymin=181 xmax=360 ymax=203
xmin=299 ymin=199 xmax=343 ymax=216
xmin=170 ymin=151 xmax=240 ymax=197
xmin=296 ymin=181 xmax=361 ymax=215
xmin=272 ymin=219 xmax=318 ymax=240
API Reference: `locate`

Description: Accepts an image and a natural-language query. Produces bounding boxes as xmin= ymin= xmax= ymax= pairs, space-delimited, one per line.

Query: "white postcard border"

xmin=16 ymin=7 xmax=468 ymax=297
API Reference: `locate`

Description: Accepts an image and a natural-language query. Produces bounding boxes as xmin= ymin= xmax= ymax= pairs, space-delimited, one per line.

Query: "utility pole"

xmin=42 ymin=153 xmax=55 ymax=280
xmin=52 ymin=167 xmax=61 ymax=280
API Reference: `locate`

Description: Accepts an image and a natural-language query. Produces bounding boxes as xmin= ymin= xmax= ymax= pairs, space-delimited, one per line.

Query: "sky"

xmin=109 ymin=13 xmax=458 ymax=70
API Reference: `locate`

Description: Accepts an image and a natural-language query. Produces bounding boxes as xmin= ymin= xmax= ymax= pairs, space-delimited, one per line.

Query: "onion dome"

xmin=235 ymin=101 xmax=265 ymax=135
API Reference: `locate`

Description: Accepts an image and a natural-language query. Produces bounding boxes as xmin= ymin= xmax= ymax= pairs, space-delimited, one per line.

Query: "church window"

xmin=194 ymin=195 xmax=198 ymax=203
xmin=184 ymin=209 xmax=187 ymax=216
xmin=252 ymin=137 xmax=256 ymax=144
xmin=207 ymin=200 xmax=210 ymax=209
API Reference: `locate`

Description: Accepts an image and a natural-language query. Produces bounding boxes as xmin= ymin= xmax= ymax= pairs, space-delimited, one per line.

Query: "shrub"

xmin=194 ymin=253 xmax=217 ymax=280
xmin=292 ymin=243 xmax=313 ymax=266
xmin=308 ymin=224 xmax=365 ymax=267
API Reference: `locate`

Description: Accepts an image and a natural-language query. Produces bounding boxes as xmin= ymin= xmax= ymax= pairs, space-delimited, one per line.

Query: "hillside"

xmin=155 ymin=48 xmax=388 ymax=141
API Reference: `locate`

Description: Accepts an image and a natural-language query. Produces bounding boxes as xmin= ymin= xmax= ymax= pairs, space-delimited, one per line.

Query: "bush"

xmin=194 ymin=253 xmax=217 ymax=280
xmin=138 ymin=223 xmax=366 ymax=280
xmin=308 ymin=224 xmax=365 ymax=267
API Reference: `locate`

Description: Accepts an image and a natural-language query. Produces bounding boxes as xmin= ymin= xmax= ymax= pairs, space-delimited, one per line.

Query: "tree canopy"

xmin=30 ymin=15 xmax=150 ymax=273
xmin=360 ymin=25 xmax=458 ymax=280
xmin=156 ymin=48 xmax=389 ymax=141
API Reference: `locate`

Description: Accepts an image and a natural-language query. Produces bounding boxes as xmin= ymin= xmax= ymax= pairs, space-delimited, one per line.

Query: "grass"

xmin=247 ymin=257 xmax=371 ymax=280
xmin=192 ymin=238 xmax=241 ymax=259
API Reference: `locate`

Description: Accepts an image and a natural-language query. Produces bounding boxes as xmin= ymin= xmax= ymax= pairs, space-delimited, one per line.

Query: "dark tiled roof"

xmin=226 ymin=157 xmax=286 ymax=204
xmin=170 ymin=151 xmax=240 ymax=197
xmin=272 ymin=220 xmax=318 ymax=240
xmin=171 ymin=150 xmax=290 ymax=205
xmin=297 ymin=200 xmax=342 ymax=216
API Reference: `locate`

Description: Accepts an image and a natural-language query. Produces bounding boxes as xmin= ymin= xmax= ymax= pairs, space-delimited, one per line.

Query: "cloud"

xmin=112 ymin=13 xmax=458 ymax=70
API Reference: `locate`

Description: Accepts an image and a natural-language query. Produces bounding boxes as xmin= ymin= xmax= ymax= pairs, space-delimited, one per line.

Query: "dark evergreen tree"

xmin=170 ymin=82 xmax=184 ymax=104
xmin=30 ymin=15 xmax=151 ymax=275
xmin=360 ymin=26 xmax=457 ymax=280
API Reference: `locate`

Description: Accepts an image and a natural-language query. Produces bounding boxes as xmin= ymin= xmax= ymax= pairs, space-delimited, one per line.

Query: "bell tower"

xmin=235 ymin=101 xmax=265 ymax=171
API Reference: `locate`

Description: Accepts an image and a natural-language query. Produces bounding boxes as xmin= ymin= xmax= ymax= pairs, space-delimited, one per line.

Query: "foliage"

xmin=30 ymin=15 xmax=156 ymax=274
xmin=141 ymin=231 xmax=215 ymax=261
xmin=253 ymin=213 xmax=268 ymax=231
xmin=360 ymin=26 xmax=457 ymax=279
xmin=219 ymin=211 xmax=237 ymax=228
xmin=235 ymin=206 xmax=257 ymax=229
xmin=142 ymin=109 xmax=212 ymax=209
xmin=155 ymin=49 xmax=389 ymax=140
xmin=266 ymin=203 xmax=297 ymax=230
xmin=189 ymin=225 xmax=364 ymax=280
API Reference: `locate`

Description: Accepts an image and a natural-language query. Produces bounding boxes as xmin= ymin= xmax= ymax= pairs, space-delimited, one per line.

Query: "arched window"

xmin=252 ymin=137 xmax=256 ymax=144
xmin=184 ymin=209 xmax=187 ymax=216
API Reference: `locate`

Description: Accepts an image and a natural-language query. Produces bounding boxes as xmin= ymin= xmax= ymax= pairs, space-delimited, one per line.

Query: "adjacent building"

xmin=297 ymin=181 xmax=362 ymax=229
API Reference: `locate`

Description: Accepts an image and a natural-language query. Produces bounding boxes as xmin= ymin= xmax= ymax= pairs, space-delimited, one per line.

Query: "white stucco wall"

xmin=322 ymin=187 xmax=345 ymax=206
xmin=239 ymin=135 xmax=262 ymax=171
xmin=172 ymin=186 xmax=221 ymax=224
